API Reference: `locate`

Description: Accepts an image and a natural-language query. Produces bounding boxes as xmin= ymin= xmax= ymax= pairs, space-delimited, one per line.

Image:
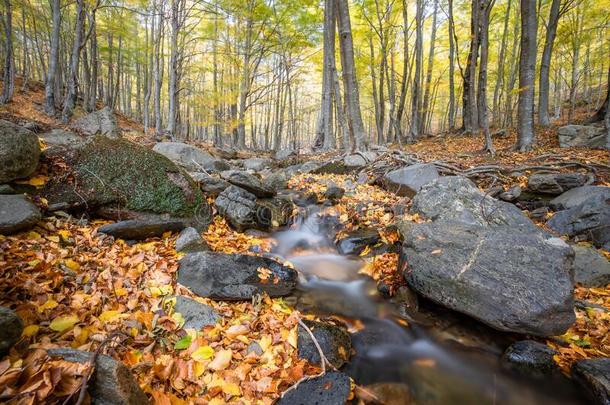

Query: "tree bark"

xmin=0 ymin=0 xmax=14 ymax=104
xmin=407 ymin=0 xmax=423 ymax=143
xmin=538 ymin=0 xmax=561 ymax=126
xmin=478 ymin=0 xmax=494 ymax=155
xmin=462 ymin=0 xmax=480 ymax=134
xmin=62 ymin=0 xmax=86 ymax=122
xmin=492 ymin=0 xmax=512 ymax=126
xmin=421 ymin=0 xmax=438 ymax=135
xmin=314 ymin=0 xmax=336 ymax=150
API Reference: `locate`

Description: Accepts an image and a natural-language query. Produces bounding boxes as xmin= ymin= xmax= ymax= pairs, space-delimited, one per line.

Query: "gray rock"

xmin=501 ymin=340 xmax=560 ymax=378
xmin=174 ymin=295 xmax=219 ymax=330
xmin=265 ymin=170 xmax=289 ymax=191
xmin=299 ymin=161 xmax=323 ymax=173
xmin=0 ymin=194 xmax=42 ymax=235
xmin=0 ymin=120 xmax=40 ymax=183
xmin=189 ymin=172 xmax=230 ymax=197
xmin=175 ymin=227 xmax=209 ymax=253
xmin=324 ymin=185 xmax=345 ymax=201
xmin=572 ymin=245 xmax=610 ymax=287
xmin=411 ymin=176 xmax=539 ymax=231
xmin=498 ymin=185 xmax=522 ymax=202
xmin=527 ymin=173 xmax=590 ymax=196
xmin=0 ymin=184 xmax=15 ymax=194
xmin=153 ymin=142 xmax=217 ymax=172
xmin=336 ymin=228 xmax=381 ymax=255
xmin=256 ymin=196 xmax=294 ymax=228
xmin=215 ymin=186 xmax=261 ymax=231
xmin=70 ymin=107 xmax=121 ymax=139
xmin=547 ymin=193 xmax=609 ymax=249
xmin=383 ymin=163 xmax=440 ymax=197
xmin=298 ymin=320 xmax=352 ymax=368
xmin=98 ymin=219 xmax=187 ymax=240
xmin=220 ymin=170 xmax=276 ymax=198
xmin=47 ymin=348 xmax=148 ymax=405
xmin=277 ymin=371 xmax=351 ymax=405
xmin=243 ymin=157 xmax=273 ymax=171
xmin=550 ymin=186 xmax=610 ymax=211
xmin=572 ymin=358 xmax=610 ymax=404
xmin=312 ymin=159 xmax=351 ymax=174
xmin=400 ymin=221 xmax=575 ymax=336
xmin=0 ymin=307 xmax=23 ymax=356
xmin=40 ymin=129 xmax=84 ymax=147
xmin=274 ymin=149 xmax=295 ymax=160
xmin=178 ymin=251 xmax=298 ymax=300
xmin=557 ymin=125 xmax=606 ymax=148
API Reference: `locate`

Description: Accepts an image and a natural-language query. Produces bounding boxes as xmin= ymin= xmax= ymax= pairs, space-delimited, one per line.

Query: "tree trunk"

xmin=447 ymin=0 xmax=456 ymax=131
xmin=62 ymin=0 xmax=86 ymax=122
xmin=462 ymin=0 xmax=480 ymax=134
xmin=515 ymin=0 xmax=538 ymax=151
xmin=421 ymin=0 xmax=438 ymax=135
xmin=478 ymin=0 xmax=494 ymax=155
xmin=314 ymin=0 xmax=336 ymax=150
xmin=0 ymin=0 xmax=14 ymax=104
xmin=407 ymin=0 xmax=423 ymax=142
xmin=492 ymin=0 xmax=512 ymax=126
xmin=538 ymin=0 xmax=561 ymax=126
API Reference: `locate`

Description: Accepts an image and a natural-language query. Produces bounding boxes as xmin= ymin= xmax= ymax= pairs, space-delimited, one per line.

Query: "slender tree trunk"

xmin=62 ymin=0 xmax=86 ymax=122
xmin=421 ymin=0 xmax=438 ymax=135
xmin=314 ymin=0 xmax=336 ymax=150
xmin=462 ymin=0 xmax=480 ymax=134
xmin=478 ymin=0 xmax=494 ymax=154
xmin=448 ymin=0 xmax=456 ymax=131
xmin=407 ymin=0 xmax=423 ymax=142
xmin=394 ymin=0 xmax=410 ymax=141
xmin=538 ymin=0 xmax=561 ymax=126
xmin=153 ymin=1 xmax=164 ymax=135
xmin=0 ymin=0 xmax=14 ymax=104
xmin=492 ymin=0 xmax=512 ymax=126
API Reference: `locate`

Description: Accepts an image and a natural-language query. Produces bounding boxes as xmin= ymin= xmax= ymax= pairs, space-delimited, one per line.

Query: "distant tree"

xmin=0 ymin=0 xmax=14 ymax=104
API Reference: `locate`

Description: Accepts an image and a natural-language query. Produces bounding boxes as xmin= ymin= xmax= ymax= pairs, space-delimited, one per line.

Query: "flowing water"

xmin=269 ymin=204 xmax=586 ymax=405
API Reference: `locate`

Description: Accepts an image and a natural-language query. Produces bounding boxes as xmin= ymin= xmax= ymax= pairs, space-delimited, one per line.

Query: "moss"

xmin=52 ymin=136 xmax=204 ymax=217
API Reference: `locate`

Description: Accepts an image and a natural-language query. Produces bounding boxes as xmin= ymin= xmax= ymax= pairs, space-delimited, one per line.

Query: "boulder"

xmin=550 ymin=186 xmax=610 ymax=211
xmin=298 ymin=320 xmax=352 ymax=368
xmin=220 ymin=170 xmax=276 ymax=198
xmin=324 ymin=185 xmax=345 ymax=201
xmin=557 ymin=125 xmax=606 ymax=148
xmin=265 ymin=170 xmax=289 ymax=191
xmin=501 ymin=340 xmax=560 ymax=378
xmin=189 ymin=172 xmax=230 ymax=197
xmin=153 ymin=142 xmax=225 ymax=172
xmin=175 ymin=227 xmax=209 ymax=253
xmin=0 ymin=120 xmax=40 ymax=183
xmin=0 ymin=307 xmax=23 ymax=356
xmin=383 ymin=163 xmax=440 ymax=197
xmin=98 ymin=219 xmax=186 ymax=240
xmin=0 ymin=194 xmax=42 ymax=235
xmin=527 ymin=173 xmax=590 ymax=196
xmin=242 ymin=157 xmax=273 ymax=171
xmin=343 ymin=152 xmax=376 ymax=169
xmin=411 ymin=176 xmax=539 ymax=231
xmin=277 ymin=371 xmax=351 ymax=405
xmin=572 ymin=358 xmax=610 ymax=404
xmin=215 ymin=186 xmax=264 ymax=231
xmin=274 ymin=149 xmax=296 ymax=160
xmin=547 ymin=194 xmax=609 ymax=249
xmin=178 ymin=251 xmax=297 ymax=300
xmin=40 ymin=129 xmax=85 ymax=148
xmin=0 ymin=184 xmax=15 ymax=194
xmin=70 ymin=107 xmax=121 ymax=139
xmin=400 ymin=221 xmax=575 ymax=336
xmin=174 ymin=295 xmax=219 ymax=330
xmin=256 ymin=196 xmax=294 ymax=228
xmin=498 ymin=185 xmax=522 ymax=202
xmin=41 ymin=136 xmax=210 ymax=225
xmin=572 ymin=245 xmax=610 ymax=287
xmin=47 ymin=348 xmax=148 ymax=405
xmin=336 ymin=228 xmax=381 ymax=255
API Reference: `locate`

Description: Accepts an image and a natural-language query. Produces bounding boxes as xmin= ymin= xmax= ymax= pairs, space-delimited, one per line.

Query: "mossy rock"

xmin=42 ymin=136 xmax=209 ymax=222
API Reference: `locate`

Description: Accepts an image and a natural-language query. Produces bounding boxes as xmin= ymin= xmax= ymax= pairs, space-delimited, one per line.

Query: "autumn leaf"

xmin=174 ymin=335 xmax=192 ymax=350
xmin=208 ymin=349 xmax=232 ymax=370
xmin=191 ymin=346 xmax=214 ymax=362
xmin=99 ymin=310 xmax=124 ymax=323
xmin=50 ymin=315 xmax=79 ymax=332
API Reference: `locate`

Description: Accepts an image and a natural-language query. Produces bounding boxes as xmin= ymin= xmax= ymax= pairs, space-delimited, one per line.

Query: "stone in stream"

xmin=571 ymin=358 xmax=610 ymax=404
xmin=297 ymin=320 xmax=352 ymax=368
xmin=501 ymin=340 xmax=560 ymax=378
xmin=336 ymin=228 xmax=381 ymax=256
xmin=276 ymin=371 xmax=351 ymax=405
xmin=265 ymin=170 xmax=290 ymax=192
xmin=547 ymin=193 xmax=609 ymax=249
xmin=550 ymin=186 xmax=610 ymax=211
xmin=173 ymin=295 xmax=219 ymax=330
xmin=572 ymin=245 xmax=610 ymax=287
xmin=0 ymin=194 xmax=42 ymax=235
xmin=189 ymin=172 xmax=230 ymax=197
xmin=526 ymin=173 xmax=590 ymax=196
xmin=175 ymin=227 xmax=209 ymax=253
xmin=215 ymin=186 xmax=264 ymax=231
xmin=47 ymin=348 xmax=148 ymax=405
xmin=0 ymin=184 xmax=15 ymax=194
xmin=98 ymin=219 xmax=186 ymax=240
xmin=256 ymin=196 xmax=294 ymax=228
xmin=411 ymin=176 xmax=539 ymax=232
xmin=382 ymin=163 xmax=440 ymax=197
xmin=0 ymin=307 xmax=23 ymax=356
xmin=70 ymin=106 xmax=122 ymax=139
xmin=220 ymin=170 xmax=276 ymax=198
xmin=400 ymin=220 xmax=575 ymax=336
xmin=178 ymin=251 xmax=297 ymax=300
xmin=324 ymin=185 xmax=345 ymax=202
xmin=557 ymin=125 xmax=606 ymax=148
xmin=498 ymin=185 xmax=522 ymax=202
xmin=0 ymin=120 xmax=41 ymax=184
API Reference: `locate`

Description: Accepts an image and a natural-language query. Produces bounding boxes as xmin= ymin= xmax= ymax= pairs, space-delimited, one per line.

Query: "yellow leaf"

xmin=38 ymin=299 xmax=58 ymax=312
xmin=209 ymin=349 xmax=232 ymax=370
xmin=58 ymin=230 xmax=71 ymax=240
xmin=193 ymin=361 xmax=206 ymax=377
xmin=46 ymin=235 xmax=60 ymax=243
xmin=26 ymin=231 xmax=41 ymax=240
xmin=99 ymin=310 xmax=123 ymax=323
xmin=222 ymin=382 xmax=241 ymax=397
xmin=63 ymin=259 xmax=80 ymax=271
xmin=258 ymin=335 xmax=272 ymax=352
xmin=287 ymin=327 xmax=298 ymax=349
xmin=22 ymin=325 xmax=40 ymax=337
xmin=26 ymin=175 xmax=48 ymax=187
xmin=50 ymin=314 xmax=79 ymax=332
xmin=191 ymin=345 xmax=215 ymax=362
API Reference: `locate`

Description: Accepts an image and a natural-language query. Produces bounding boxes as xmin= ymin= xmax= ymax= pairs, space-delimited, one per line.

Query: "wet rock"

xmin=153 ymin=142 xmax=220 ymax=172
xmin=215 ymin=186 xmax=275 ymax=231
xmin=0 ymin=307 xmax=23 ymax=356
xmin=501 ymin=340 xmax=560 ymax=378
xmin=336 ymin=228 xmax=381 ymax=255
xmin=221 ymin=170 xmax=276 ymax=198
xmin=256 ymin=196 xmax=294 ymax=228
xmin=189 ymin=172 xmax=230 ymax=197
xmin=277 ymin=371 xmax=351 ymax=405
xmin=572 ymin=358 xmax=610 ymax=404
xmin=265 ymin=170 xmax=289 ymax=191
xmin=498 ymin=185 xmax=521 ymax=202
xmin=572 ymin=246 xmax=610 ymax=287
xmin=243 ymin=157 xmax=273 ymax=171
xmin=0 ymin=120 xmax=40 ymax=183
xmin=530 ymin=207 xmax=550 ymax=220
xmin=178 ymin=251 xmax=297 ymax=300
xmin=557 ymin=125 xmax=606 ymax=148
xmin=324 ymin=185 xmax=345 ymax=202
xmin=40 ymin=129 xmax=85 ymax=147
xmin=70 ymin=107 xmax=122 ymax=139
xmin=298 ymin=320 xmax=351 ymax=368
xmin=175 ymin=227 xmax=209 ymax=253
xmin=527 ymin=173 xmax=590 ymax=196
xmin=411 ymin=176 xmax=539 ymax=232
xmin=0 ymin=184 xmax=15 ymax=194
xmin=383 ymin=163 xmax=440 ymax=197
xmin=0 ymin=194 xmax=42 ymax=235
xmin=174 ymin=295 xmax=219 ymax=330
xmin=47 ymin=348 xmax=148 ymax=405
xmin=547 ymin=193 xmax=609 ymax=249
xmin=364 ymin=383 xmax=412 ymax=405
xmin=400 ymin=220 xmax=575 ymax=336
xmin=550 ymin=186 xmax=610 ymax=211
xmin=98 ymin=219 xmax=186 ymax=240
xmin=293 ymin=191 xmax=318 ymax=207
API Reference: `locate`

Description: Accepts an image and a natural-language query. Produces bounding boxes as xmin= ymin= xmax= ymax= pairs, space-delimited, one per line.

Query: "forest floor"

xmin=0 ymin=83 xmax=609 ymax=404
